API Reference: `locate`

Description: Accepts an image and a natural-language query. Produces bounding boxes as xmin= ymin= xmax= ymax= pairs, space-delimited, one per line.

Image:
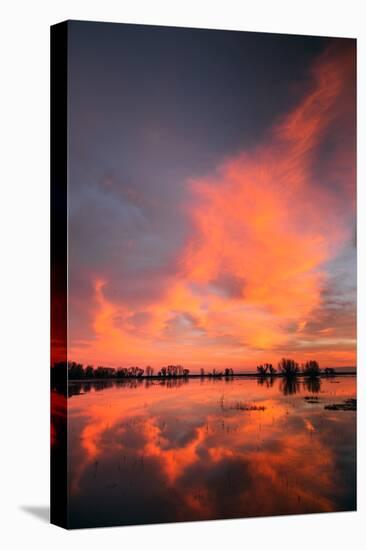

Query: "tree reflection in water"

xmin=257 ymin=376 xmax=276 ymax=389
xmin=303 ymin=377 xmax=321 ymax=394
xmin=280 ymin=376 xmax=301 ymax=395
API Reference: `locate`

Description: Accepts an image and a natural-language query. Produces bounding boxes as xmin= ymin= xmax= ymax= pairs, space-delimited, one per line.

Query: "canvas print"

xmin=51 ymin=20 xmax=356 ymax=529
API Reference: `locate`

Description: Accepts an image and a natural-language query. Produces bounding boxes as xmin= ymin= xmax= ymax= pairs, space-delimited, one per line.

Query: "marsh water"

xmin=66 ymin=376 xmax=356 ymax=528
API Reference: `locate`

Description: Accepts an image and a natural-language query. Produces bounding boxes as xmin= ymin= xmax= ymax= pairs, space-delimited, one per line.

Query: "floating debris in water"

xmin=230 ymin=401 xmax=266 ymax=411
xmin=304 ymin=396 xmax=320 ymax=404
xmin=325 ymin=399 xmax=356 ymax=411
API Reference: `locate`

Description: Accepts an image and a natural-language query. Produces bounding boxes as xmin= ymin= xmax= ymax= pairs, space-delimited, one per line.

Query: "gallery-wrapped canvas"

xmin=51 ymin=20 xmax=357 ymax=529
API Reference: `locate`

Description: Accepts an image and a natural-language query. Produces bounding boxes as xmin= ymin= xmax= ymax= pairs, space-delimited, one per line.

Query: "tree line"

xmin=51 ymin=358 xmax=335 ymax=382
xmin=53 ymin=362 xmax=191 ymax=380
xmin=52 ymin=362 xmax=238 ymax=381
xmin=256 ymin=358 xmax=335 ymax=378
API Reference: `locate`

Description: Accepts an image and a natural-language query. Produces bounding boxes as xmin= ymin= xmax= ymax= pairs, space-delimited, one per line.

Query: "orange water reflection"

xmin=67 ymin=376 xmax=356 ymax=527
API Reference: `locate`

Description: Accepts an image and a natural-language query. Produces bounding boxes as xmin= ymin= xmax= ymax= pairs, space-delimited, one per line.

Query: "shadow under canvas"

xmin=20 ymin=506 xmax=49 ymax=523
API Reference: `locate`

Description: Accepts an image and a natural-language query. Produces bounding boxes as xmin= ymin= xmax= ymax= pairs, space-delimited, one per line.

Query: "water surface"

xmin=67 ymin=376 xmax=356 ymax=528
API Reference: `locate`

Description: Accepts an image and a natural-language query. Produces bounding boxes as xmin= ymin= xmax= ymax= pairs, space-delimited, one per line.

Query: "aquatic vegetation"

xmin=304 ymin=396 xmax=321 ymax=404
xmin=229 ymin=401 xmax=266 ymax=411
xmin=325 ymin=399 xmax=356 ymax=411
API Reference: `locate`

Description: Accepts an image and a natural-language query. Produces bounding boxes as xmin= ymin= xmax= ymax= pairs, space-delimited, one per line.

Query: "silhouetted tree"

xmin=302 ymin=360 xmax=321 ymax=378
xmin=145 ymin=366 xmax=154 ymax=377
xmin=125 ymin=366 xmax=144 ymax=377
xmin=95 ymin=366 xmax=115 ymax=378
xmin=278 ymin=358 xmax=300 ymax=377
xmin=85 ymin=365 xmax=94 ymax=379
xmin=166 ymin=365 xmax=184 ymax=377
xmin=115 ymin=368 xmax=127 ymax=378
xmin=257 ymin=363 xmax=275 ymax=376
xmin=68 ymin=362 xmax=84 ymax=379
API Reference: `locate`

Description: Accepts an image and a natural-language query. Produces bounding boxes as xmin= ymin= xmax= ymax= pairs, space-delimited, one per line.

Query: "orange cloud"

xmin=70 ymin=45 xmax=355 ymax=370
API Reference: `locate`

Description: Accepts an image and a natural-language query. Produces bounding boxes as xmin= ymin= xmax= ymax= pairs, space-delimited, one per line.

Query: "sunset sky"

xmin=67 ymin=22 xmax=356 ymax=371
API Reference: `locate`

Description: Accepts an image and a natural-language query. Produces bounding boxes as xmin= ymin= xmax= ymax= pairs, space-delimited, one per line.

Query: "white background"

xmin=0 ymin=0 xmax=364 ymax=548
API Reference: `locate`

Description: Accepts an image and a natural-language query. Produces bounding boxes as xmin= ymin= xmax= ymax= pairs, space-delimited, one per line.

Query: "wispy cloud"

xmin=69 ymin=43 xmax=356 ymax=369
